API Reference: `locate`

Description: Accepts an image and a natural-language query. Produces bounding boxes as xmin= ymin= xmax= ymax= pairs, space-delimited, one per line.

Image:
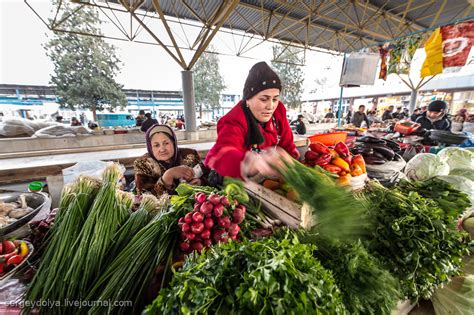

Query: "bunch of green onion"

xmin=88 ymin=205 xmax=184 ymax=315
xmin=25 ymin=176 xmax=100 ymax=314
xmin=64 ymin=163 xmax=130 ymax=300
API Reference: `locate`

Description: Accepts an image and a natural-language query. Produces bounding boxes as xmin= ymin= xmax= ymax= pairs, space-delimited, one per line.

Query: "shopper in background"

xmin=141 ymin=113 xmax=158 ymax=132
xmin=415 ymin=100 xmax=451 ymax=131
xmin=382 ymin=105 xmax=394 ymax=121
xmin=392 ymin=106 xmax=404 ymax=119
xmin=135 ymin=110 xmax=146 ymax=127
xmin=324 ymin=109 xmax=335 ymax=119
xmin=71 ymin=117 xmax=82 ymax=126
xmin=352 ymin=105 xmax=371 ymax=128
xmin=410 ymin=108 xmax=421 ymax=121
xmin=294 ymin=114 xmax=307 ymax=135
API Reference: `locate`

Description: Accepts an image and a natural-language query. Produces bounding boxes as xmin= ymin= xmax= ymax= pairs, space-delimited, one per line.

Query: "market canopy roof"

xmin=30 ymin=1 xmax=474 ymax=69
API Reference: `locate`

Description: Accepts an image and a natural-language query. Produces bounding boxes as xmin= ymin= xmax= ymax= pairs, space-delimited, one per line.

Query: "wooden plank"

xmin=245 ymin=180 xmax=301 ymax=219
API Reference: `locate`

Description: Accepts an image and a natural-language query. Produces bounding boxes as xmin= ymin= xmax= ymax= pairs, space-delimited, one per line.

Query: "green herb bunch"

xmin=146 ymin=230 xmax=346 ymax=315
xmin=363 ymin=181 xmax=471 ymax=302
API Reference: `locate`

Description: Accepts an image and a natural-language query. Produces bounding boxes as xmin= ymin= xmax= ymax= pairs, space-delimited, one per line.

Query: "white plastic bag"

xmin=62 ymin=161 xmax=124 ymax=184
xmin=404 ymin=153 xmax=450 ymax=181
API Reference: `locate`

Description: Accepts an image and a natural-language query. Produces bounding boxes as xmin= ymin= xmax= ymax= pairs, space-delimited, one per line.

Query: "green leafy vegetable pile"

xmin=362 ymin=181 xmax=471 ymax=301
xmin=398 ymin=178 xmax=471 ymax=222
xmin=145 ymin=231 xmax=346 ymax=315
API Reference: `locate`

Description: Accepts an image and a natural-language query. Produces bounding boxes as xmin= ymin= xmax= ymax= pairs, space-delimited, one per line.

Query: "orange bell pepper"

xmin=352 ymin=154 xmax=366 ymax=173
xmin=332 ymin=157 xmax=351 ymax=173
xmin=337 ymin=174 xmax=352 ymax=186
xmin=350 ymin=164 xmax=364 ymax=177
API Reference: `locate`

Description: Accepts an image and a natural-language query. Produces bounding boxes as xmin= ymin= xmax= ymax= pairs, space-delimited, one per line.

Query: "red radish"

xmin=184 ymin=212 xmax=193 ymax=224
xmin=191 ymin=222 xmax=204 ymax=234
xmin=212 ymin=230 xmax=228 ymax=243
xmin=228 ymin=223 xmax=240 ymax=236
xmin=218 ymin=216 xmax=231 ymax=228
xmin=200 ymin=202 xmax=214 ymax=216
xmin=204 ymin=217 xmax=214 ymax=230
xmin=230 ymin=234 xmax=238 ymax=241
xmin=213 ymin=204 xmax=224 ymax=217
xmin=220 ymin=196 xmax=230 ymax=206
xmin=195 ymin=192 xmax=207 ymax=204
xmin=193 ymin=204 xmax=201 ymax=212
xmin=232 ymin=208 xmax=245 ymax=224
xmin=191 ymin=241 xmax=204 ymax=252
xmin=179 ymin=242 xmax=190 ymax=252
xmin=206 ymin=213 xmax=213 ymax=218
xmin=200 ymin=229 xmax=211 ymax=240
xmin=237 ymin=204 xmax=246 ymax=213
xmin=178 ymin=217 xmax=185 ymax=227
xmin=180 ymin=232 xmax=187 ymax=240
xmin=181 ymin=223 xmax=191 ymax=233
xmin=2 ymin=241 xmax=15 ymax=254
xmin=208 ymin=194 xmax=221 ymax=205
xmin=186 ymin=233 xmax=196 ymax=241
xmin=203 ymin=239 xmax=212 ymax=248
xmin=192 ymin=212 xmax=204 ymax=223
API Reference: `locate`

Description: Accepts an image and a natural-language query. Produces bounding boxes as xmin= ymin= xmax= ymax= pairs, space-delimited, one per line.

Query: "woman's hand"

xmin=162 ymin=165 xmax=195 ymax=187
xmin=240 ymin=148 xmax=294 ymax=181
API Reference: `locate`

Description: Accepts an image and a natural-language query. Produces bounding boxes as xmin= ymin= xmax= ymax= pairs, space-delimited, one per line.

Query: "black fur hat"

xmin=242 ymin=62 xmax=282 ymax=100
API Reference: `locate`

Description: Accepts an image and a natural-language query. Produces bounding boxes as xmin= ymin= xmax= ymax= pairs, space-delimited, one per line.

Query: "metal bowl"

xmin=0 ymin=193 xmax=48 ymax=236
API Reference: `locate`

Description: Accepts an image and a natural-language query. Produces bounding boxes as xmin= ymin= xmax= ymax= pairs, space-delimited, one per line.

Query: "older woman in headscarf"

xmin=134 ymin=124 xmax=205 ymax=196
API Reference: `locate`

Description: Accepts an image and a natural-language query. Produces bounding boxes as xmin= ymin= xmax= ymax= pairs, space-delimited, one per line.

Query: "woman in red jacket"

xmin=205 ymin=62 xmax=299 ymax=180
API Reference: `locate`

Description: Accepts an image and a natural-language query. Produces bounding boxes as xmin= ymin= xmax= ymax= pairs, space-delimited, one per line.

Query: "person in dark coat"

xmin=140 ymin=113 xmax=158 ymax=132
xmin=352 ymin=105 xmax=371 ymax=128
xmin=295 ymin=114 xmax=306 ymax=135
xmin=324 ymin=109 xmax=335 ymax=119
xmin=410 ymin=108 xmax=421 ymax=121
xmin=205 ymin=61 xmax=299 ymax=179
xmin=415 ymin=100 xmax=451 ymax=131
xmin=135 ymin=110 xmax=145 ymax=127
xmin=382 ymin=105 xmax=394 ymax=121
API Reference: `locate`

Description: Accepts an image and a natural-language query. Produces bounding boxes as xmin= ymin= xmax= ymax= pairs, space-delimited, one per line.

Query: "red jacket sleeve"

xmin=275 ymin=103 xmax=300 ymax=159
xmin=204 ymin=118 xmax=247 ymax=178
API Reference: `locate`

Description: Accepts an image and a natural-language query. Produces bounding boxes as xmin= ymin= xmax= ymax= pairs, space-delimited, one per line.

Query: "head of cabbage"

xmin=437 ymin=147 xmax=474 ymax=171
xmin=404 ymin=153 xmax=450 ymax=181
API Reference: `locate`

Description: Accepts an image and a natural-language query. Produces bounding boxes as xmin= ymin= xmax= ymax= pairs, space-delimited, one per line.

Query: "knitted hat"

xmin=243 ymin=62 xmax=282 ymax=100
xmin=428 ymin=100 xmax=447 ymax=112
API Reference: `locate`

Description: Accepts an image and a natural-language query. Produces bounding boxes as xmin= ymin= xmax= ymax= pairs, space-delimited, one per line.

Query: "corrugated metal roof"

xmin=102 ymin=1 xmax=474 ymax=53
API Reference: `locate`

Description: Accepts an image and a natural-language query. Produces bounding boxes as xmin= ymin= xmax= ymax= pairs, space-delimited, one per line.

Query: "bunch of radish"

xmin=178 ymin=192 xmax=246 ymax=253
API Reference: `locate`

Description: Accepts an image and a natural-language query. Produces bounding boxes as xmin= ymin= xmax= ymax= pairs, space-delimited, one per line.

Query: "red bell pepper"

xmin=309 ymin=142 xmax=330 ymax=155
xmin=334 ymin=142 xmax=350 ymax=158
xmin=314 ymin=153 xmax=332 ymax=166
xmin=323 ymin=164 xmax=342 ymax=174
xmin=304 ymin=150 xmax=320 ymax=162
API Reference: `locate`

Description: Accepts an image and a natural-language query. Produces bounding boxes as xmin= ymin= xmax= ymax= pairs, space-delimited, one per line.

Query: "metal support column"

xmin=182 ymin=70 xmax=198 ymax=138
xmin=409 ymin=89 xmax=418 ymax=114
xmin=337 ymin=86 xmax=344 ymax=127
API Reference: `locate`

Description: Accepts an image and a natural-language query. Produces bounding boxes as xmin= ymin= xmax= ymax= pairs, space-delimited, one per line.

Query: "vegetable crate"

xmin=244 ymin=181 xmax=310 ymax=229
